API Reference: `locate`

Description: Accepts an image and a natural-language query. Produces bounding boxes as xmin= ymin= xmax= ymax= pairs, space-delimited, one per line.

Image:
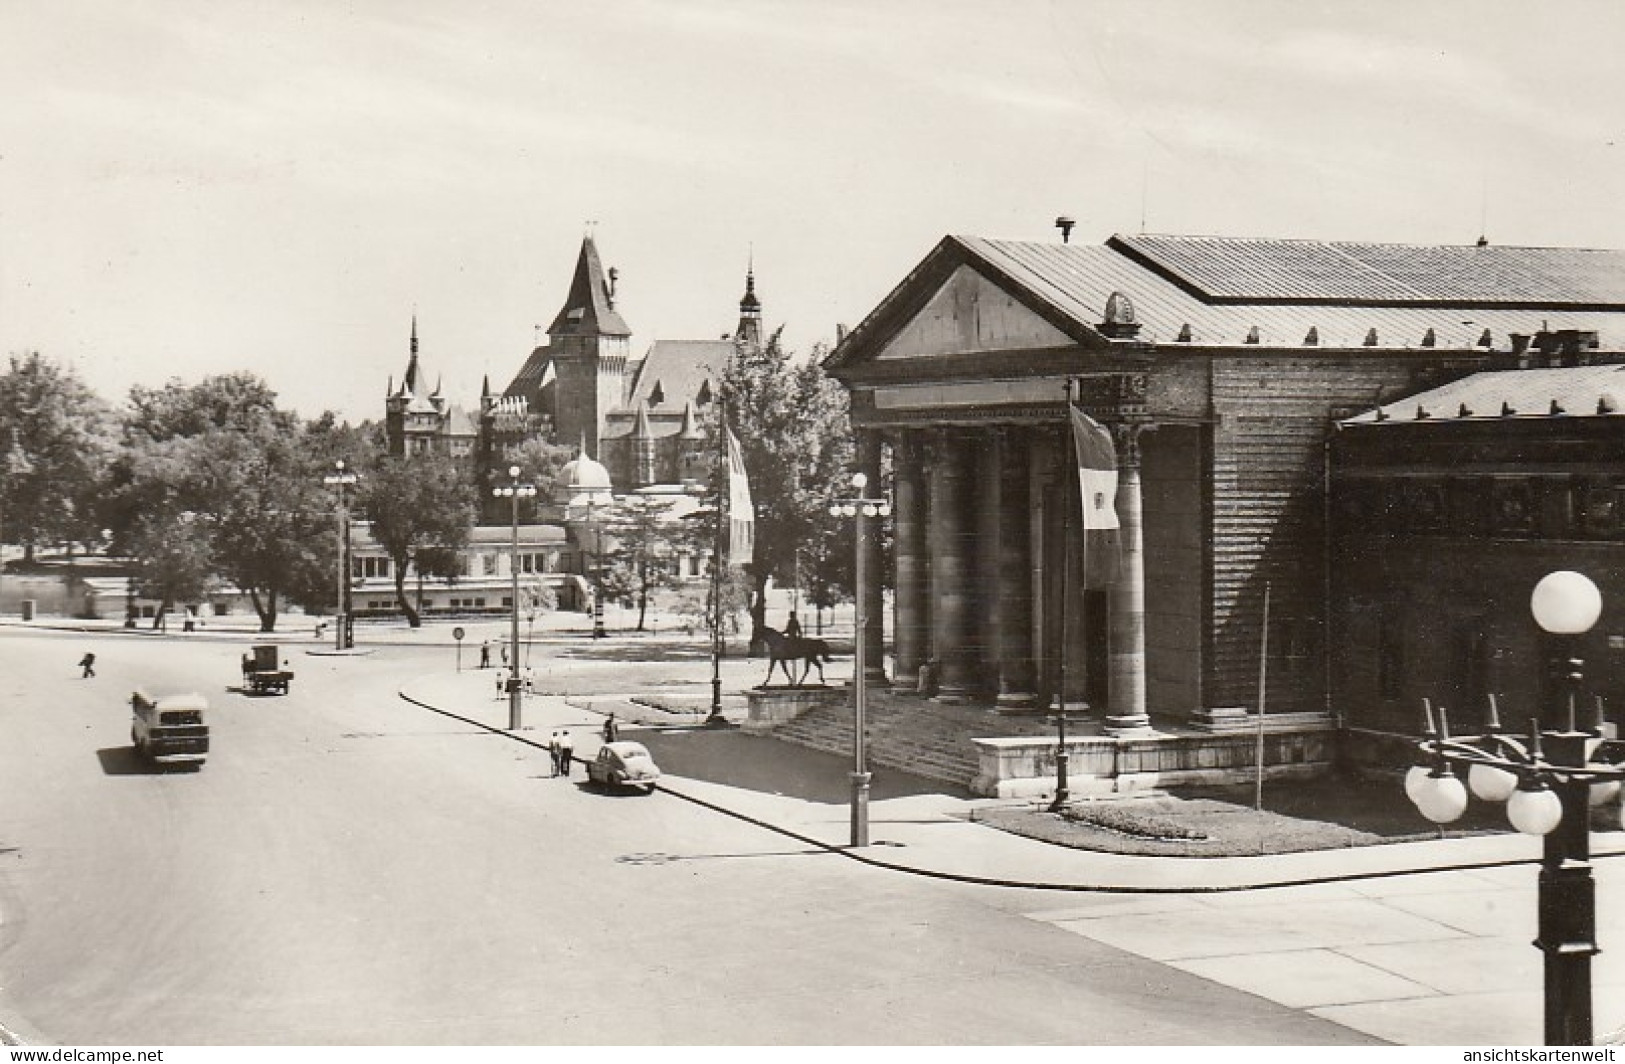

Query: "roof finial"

xmin=1055 ymin=215 xmax=1075 ymax=244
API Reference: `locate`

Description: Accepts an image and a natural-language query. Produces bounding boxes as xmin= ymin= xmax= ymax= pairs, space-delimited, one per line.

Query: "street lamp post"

xmin=492 ymin=465 xmax=536 ymax=730
xmin=829 ymin=471 xmax=891 ymax=848
xmin=1405 ymin=570 xmax=1624 ymax=1046
xmin=322 ymin=460 xmax=358 ymax=651
xmin=589 ymin=500 xmax=606 ymax=639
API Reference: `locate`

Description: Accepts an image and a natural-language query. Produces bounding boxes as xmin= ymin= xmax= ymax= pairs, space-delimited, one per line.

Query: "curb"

xmin=396 ymin=676 xmax=1623 ymax=894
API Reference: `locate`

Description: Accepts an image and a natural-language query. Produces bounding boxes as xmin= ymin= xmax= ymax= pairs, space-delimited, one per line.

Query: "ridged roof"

xmin=625 ymin=339 xmax=731 ymax=411
xmin=1113 ymin=234 xmax=1625 ymax=307
xmin=954 ymin=236 xmax=1625 ymax=351
xmin=1342 ymin=364 xmax=1625 ymax=426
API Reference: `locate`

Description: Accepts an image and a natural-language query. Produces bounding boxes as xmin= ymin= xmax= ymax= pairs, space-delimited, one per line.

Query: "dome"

xmin=561 ymin=452 xmax=611 ymax=492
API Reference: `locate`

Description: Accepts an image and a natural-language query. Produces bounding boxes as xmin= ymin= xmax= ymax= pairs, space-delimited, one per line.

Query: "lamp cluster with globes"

xmin=1403 ymin=569 xmax=1624 ymax=1046
xmin=492 ymin=465 xmax=537 ymax=731
xmin=827 ymin=471 xmax=891 ymax=847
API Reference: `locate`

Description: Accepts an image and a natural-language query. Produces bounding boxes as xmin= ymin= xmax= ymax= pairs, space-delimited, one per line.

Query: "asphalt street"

xmin=0 ymin=625 xmax=1378 ymax=1045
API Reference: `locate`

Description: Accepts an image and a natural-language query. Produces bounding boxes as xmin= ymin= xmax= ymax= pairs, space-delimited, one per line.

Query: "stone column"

xmin=996 ymin=427 xmax=1036 ymax=709
xmin=929 ymin=428 xmax=974 ymax=702
xmin=976 ymin=429 xmax=1003 ymax=696
xmin=1105 ymin=423 xmax=1152 ymax=735
xmin=857 ymin=430 xmax=887 ymax=685
xmin=891 ymin=432 xmax=929 ymax=694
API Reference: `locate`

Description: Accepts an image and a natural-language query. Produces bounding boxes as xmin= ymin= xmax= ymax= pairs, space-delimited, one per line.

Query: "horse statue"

xmin=754 ymin=625 xmax=834 ymax=687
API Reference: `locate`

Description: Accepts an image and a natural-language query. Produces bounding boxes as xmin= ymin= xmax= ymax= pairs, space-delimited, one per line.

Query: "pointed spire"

xmin=631 ymin=403 xmax=652 ymax=440
xmin=402 ymin=317 xmax=421 ymax=394
xmin=481 ymin=374 xmax=491 ymax=400
xmin=411 ymin=314 xmax=419 ymax=356
xmin=679 ymin=401 xmax=704 ymax=439
xmin=547 ymin=237 xmax=632 ymax=338
xmin=734 ymin=252 xmax=764 ymax=352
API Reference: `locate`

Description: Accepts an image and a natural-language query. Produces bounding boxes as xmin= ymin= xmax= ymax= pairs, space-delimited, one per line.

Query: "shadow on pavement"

xmin=95 ymin=747 xmax=199 ymax=776
xmin=633 ymin=727 xmax=969 ymax=805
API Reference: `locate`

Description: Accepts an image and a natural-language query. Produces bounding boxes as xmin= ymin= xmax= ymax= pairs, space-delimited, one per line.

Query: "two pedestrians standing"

xmin=547 ymin=731 xmax=573 ymax=777
xmin=479 ymin=640 xmax=491 ymax=669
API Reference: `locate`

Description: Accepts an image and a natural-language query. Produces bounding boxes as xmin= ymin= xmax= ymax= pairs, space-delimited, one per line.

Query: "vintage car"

xmin=586 ymin=741 xmax=661 ymax=793
xmin=241 ymin=644 xmax=294 ymax=694
xmin=130 ymin=690 xmax=210 ymax=767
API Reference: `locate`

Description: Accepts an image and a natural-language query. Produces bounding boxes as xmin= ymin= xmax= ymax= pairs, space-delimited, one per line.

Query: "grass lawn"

xmin=971 ymin=771 xmax=1525 ymax=857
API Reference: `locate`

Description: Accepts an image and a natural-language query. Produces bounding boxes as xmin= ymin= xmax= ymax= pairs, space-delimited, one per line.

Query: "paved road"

xmin=0 ymin=627 xmax=1377 ymax=1045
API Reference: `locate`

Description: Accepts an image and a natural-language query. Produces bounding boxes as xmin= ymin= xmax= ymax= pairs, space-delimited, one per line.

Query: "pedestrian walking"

xmin=602 ymin=713 xmax=619 ymax=744
xmin=500 ymin=642 xmax=509 ymax=667
xmin=495 ymin=668 xmax=508 ymax=698
xmin=557 ymin=731 xmax=573 ymax=777
xmin=78 ymin=652 xmax=96 ymax=678
xmin=479 ymin=640 xmax=491 ymax=669
xmin=548 ymin=731 xmax=562 ymax=777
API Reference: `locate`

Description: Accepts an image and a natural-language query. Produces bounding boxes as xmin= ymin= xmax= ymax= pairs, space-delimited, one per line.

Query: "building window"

xmin=1489 ymin=478 xmax=1536 ymax=536
xmin=483 ymin=553 xmax=498 ymax=576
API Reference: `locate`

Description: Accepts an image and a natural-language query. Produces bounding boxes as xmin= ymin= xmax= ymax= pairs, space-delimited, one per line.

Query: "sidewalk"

xmin=402 ymin=667 xmax=1625 ymax=1047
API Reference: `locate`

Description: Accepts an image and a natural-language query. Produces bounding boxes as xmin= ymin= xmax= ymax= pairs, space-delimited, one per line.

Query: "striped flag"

xmin=725 ymin=427 xmax=755 ymax=567
xmin=1070 ymin=405 xmax=1121 ymax=587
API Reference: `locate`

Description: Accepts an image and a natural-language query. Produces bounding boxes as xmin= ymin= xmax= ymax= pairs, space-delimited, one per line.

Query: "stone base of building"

xmin=971 ymin=721 xmax=1335 ymax=799
xmin=743 ymin=686 xmax=845 ymax=734
xmin=1190 ymin=708 xmax=1334 ymax=733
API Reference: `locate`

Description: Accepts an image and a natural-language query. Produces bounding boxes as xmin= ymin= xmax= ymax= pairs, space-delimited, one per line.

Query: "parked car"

xmin=586 ymin=741 xmax=661 ymax=793
xmin=130 ymin=690 xmax=210 ymax=768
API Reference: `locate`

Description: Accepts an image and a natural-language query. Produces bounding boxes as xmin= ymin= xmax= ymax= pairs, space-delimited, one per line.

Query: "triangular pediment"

xmin=876 ymin=264 xmax=1074 ymax=360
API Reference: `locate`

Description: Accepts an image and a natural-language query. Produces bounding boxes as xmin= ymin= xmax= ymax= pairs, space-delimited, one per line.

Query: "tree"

xmin=358 ymin=452 xmax=476 ymax=628
xmin=705 ymin=330 xmax=855 ymax=640
xmin=108 ymin=374 xmax=347 ymax=632
xmin=127 ymin=509 xmax=215 ymax=627
xmin=0 ymin=353 xmax=114 ymax=561
xmin=595 ymin=494 xmax=687 ymax=631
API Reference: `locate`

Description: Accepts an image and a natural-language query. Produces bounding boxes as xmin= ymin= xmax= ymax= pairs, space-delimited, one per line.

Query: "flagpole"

xmin=1050 ymin=378 xmax=1074 ymax=812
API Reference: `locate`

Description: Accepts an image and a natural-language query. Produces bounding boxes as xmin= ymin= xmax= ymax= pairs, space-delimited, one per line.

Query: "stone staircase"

xmin=768 ymin=687 xmax=1059 ymax=788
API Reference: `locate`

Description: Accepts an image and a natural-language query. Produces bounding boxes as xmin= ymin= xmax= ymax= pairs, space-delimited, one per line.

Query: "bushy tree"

xmin=0 ymin=353 xmax=114 ymax=560
xmin=358 ymin=452 xmax=476 ymax=627
xmin=108 ymin=373 xmax=348 ymax=631
xmin=595 ymin=494 xmax=687 ymax=631
xmin=704 ymin=330 xmax=854 ymax=641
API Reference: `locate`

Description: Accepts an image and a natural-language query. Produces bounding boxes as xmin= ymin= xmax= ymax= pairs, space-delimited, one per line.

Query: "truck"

xmin=241 ymin=644 xmax=294 ymax=694
xmin=130 ymin=690 xmax=210 ymax=767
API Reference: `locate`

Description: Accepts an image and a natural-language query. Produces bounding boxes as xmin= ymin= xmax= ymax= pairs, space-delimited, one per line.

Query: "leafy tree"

xmin=0 ymin=353 xmax=114 ymax=561
xmin=704 ymin=330 xmax=854 ymax=641
xmin=358 ymin=452 xmax=476 ymax=628
xmin=127 ymin=509 xmax=216 ymax=627
xmin=108 ymin=374 xmax=347 ymax=632
xmin=198 ymin=418 xmax=341 ymax=631
xmin=595 ymin=494 xmax=687 ymax=631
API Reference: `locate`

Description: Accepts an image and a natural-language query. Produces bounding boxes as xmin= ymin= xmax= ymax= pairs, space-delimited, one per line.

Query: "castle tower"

xmin=545 ymin=236 xmax=632 ymax=458
xmin=384 ymin=317 xmax=426 ymax=457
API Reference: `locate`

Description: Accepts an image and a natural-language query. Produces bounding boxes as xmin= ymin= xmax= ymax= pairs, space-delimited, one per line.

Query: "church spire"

xmin=734 ymin=254 xmax=763 ymax=353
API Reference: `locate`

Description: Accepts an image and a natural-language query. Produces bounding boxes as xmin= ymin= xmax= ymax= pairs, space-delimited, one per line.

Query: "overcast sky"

xmin=3 ymin=0 xmax=1622 ymax=424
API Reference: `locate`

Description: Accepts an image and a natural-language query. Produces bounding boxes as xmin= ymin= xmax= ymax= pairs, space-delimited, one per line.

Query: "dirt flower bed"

xmin=971 ymin=775 xmax=1515 ymax=858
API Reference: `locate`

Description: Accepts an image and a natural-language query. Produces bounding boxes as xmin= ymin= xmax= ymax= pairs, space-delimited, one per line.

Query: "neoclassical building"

xmin=826 ymin=232 xmax=1625 ymax=736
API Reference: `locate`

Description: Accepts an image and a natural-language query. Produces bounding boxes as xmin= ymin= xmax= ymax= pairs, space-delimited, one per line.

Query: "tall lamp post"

xmin=1405 ymin=570 xmax=1624 ymax=1046
xmin=829 ymin=471 xmax=891 ymax=848
xmin=493 ymin=464 xmax=536 ymax=730
xmin=322 ymin=459 xmax=358 ymax=651
xmin=588 ymin=499 xmax=606 ymax=639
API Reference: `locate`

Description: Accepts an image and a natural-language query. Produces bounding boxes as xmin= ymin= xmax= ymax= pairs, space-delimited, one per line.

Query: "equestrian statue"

xmin=753 ymin=625 xmax=834 ymax=688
